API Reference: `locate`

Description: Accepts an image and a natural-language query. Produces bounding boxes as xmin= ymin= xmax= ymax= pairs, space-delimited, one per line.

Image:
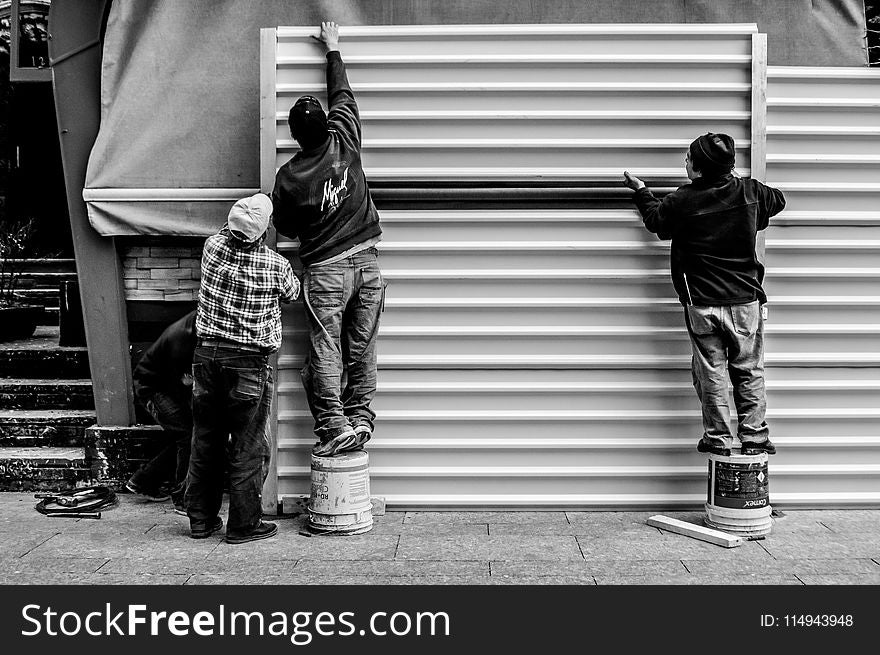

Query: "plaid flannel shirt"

xmin=196 ymin=228 xmax=300 ymax=352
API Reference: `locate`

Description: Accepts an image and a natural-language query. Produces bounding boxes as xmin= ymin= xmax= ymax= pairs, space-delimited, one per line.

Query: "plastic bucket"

xmin=308 ymin=450 xmax=373 ymax=535
xmin=705 ymin=451 xmax=772 ymax=537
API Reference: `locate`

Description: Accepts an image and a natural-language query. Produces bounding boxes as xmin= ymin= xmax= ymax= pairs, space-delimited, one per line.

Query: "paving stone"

xmin=293 ymin=560 xmax=488 ymax=577
xmin=488 ymin=575 xmax=597 ymax=585
xmin=2 ymin=531 xmax=62 ymax=557
xmin=682 ymin=558 xmax=880 ymax=576
xmin=595 ymin=573 xmax=803 ymax=585
xmin=83 ymin=573 xmax=190 ymax=585
xmin=2 ymin=556 xmax=107 ymax=574
xmin=566 ymin=510 xmax=705 ymax=527
xmin=396 ymin=535 xmax=583 ymax=561
xmin=760 ymin=534 xmax=880 ymax=559
xmin=575 ymin=534 xmax=772 ymax=561
xmin=489 ymin=523 xmax=605 ymax=536
xmin=403 ymin=511 xmax=568 ymax=525
xmin=796 ymin=573 xmax=880 ymax=585
xmin=816 ymin=513 xmax=880 ymax=534
xmin=97 ymin=556 xmax=216 ymax=575
xmin=205 ymin=535 xmax=399 ymax=562
xmin=186 ymin=573 xmax=487 ymax=585
xmin=491 ymin=559 xmax=686 ymax=577
xmin=369 ymin=521 xmax=488 ymax=536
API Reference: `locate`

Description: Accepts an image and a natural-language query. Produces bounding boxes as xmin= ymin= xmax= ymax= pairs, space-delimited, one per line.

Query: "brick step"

xmin=0 ymin=379 xmax=95 ymax=410
xmin=0 ymin=327 xmax=90 ymax=378
xmin=2 ymin=271 xmax=78 ymax=287
xmin=0 ymin=410 xmax=97 ymax=447
xmin=3 ymin=258 xmax=77 ymax=273
xmin=0 ymin=446 xmax=90 ymax=492
xmin=13 ymin=288 xmax=60 ymax=308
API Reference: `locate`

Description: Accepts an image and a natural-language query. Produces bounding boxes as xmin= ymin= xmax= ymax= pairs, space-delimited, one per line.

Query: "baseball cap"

xmin=227 ymin=193 xmax=273 ymax=243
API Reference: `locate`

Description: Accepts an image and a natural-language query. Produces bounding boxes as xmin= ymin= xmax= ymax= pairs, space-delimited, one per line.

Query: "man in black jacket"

xmin=624 ymin=133 xmax=786 ymax=457
xmin=129 ymin=310 xmax=197 ymax=511
xmin=272 ymin=21 xmax=383 ymax=458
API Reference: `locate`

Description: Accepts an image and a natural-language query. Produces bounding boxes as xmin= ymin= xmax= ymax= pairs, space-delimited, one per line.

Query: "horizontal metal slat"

xmin=279 ymin=110 xmax=752 ymax=122
xmin=278 ymin=354 xmax=880 ymax=369
xmin=279 ymin=54 xmax=753 ymax=66
xmin=278 ymin=24 xmax=760 ymax=37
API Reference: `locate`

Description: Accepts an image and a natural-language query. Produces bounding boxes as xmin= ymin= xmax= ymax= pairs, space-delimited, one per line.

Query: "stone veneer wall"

xmin=120 ymin=243 xmax=203 ymax=301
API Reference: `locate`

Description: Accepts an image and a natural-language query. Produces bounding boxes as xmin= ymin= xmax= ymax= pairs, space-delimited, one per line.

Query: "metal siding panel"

xmin=272 ymin=28 xmax=879 ymax=508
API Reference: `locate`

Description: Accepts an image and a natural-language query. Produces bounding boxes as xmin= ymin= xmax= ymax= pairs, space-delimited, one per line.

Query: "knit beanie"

xmin=289 ymin=95 xmax=329 ymax=150
xmin=689 ymin=133 xmax=736 ymax=174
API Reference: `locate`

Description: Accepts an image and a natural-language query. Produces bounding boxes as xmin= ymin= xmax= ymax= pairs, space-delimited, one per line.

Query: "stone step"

xmin=14 ymin=288 xmax=60 ymax=308
xmin=0 ymin=446 xmax=90 ymax=492
xmin=0 ymin=379 xmax=95 ymax=410
xmin=3 ymin=258 xmax=77 ymax=273
xmin=0 ymin=327 xmax=90 ymax=378
xmin=0 ymin=410 xmax=97 ymax=447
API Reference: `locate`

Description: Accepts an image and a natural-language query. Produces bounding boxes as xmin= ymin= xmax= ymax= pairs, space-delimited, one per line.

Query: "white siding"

xmin=265 ymin=26 xmax=879 ymax=509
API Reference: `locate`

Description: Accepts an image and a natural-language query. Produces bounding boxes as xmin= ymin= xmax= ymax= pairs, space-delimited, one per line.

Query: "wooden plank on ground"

xmin=647 ymin=515 xmax=744 ymax=548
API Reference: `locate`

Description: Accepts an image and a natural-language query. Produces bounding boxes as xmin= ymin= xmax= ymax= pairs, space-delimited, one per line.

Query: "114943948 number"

xmin=783 ymin=615 xmax=853 ymax=627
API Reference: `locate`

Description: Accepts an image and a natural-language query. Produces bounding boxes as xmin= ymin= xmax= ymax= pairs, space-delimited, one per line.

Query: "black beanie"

xmin=288 ymin=96 xmax=329 ymax=150
xmin=689 ymin=133 xmax=736 ymax=174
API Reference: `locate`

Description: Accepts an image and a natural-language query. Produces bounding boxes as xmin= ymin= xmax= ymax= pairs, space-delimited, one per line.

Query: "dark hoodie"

xmin=271 ymin=51 xmax=382 ymax=266
xmin=633 ymin=175 xmax=785 ymax=306
xmin=132 ymin=310 xmax=197 ymax=402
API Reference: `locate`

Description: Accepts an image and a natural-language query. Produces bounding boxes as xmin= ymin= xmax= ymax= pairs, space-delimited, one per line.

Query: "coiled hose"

xmin=34 ymin=485 xmax=117 ymax=519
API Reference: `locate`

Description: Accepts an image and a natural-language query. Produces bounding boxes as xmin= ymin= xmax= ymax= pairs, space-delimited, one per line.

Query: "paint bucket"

xmin=308 ymin=450 xmax=373 ymax=535
xmin=704 ymin=451 xmax=772 ymax=537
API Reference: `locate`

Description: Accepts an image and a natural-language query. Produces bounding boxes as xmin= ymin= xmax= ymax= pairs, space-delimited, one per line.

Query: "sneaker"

xmin=696 ymin=440 xmax=730 ymax=457
xmin=312 ymin=430 xmax=357 ymax=457
xmin=173 ymin=503 xmax=187 ymax=517
xmin=190 ymin=516 xmax=223 ymax=539
xmin=125 ymin=479 xmax=171 ymax=502
xmin=347 ymin=424 xmax=372 ymax=451
xmin=741 ymin=440 xmax=777 ymax=455
xmin=226 ymin=521 xmax=278 ymax=544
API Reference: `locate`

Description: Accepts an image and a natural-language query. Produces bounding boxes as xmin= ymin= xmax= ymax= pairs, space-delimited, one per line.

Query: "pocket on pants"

xmin=357 ymin=267 xmax=383 ymax=306
xmin=731 ymin=301 xmax=760 ymax=337
xmin=307 ymin=271 xmax=344 ymax=308
xmin=231 ymin=367 xmax=265 ymax=401
xmin=686 ymin=305 xmax=715 ymax=336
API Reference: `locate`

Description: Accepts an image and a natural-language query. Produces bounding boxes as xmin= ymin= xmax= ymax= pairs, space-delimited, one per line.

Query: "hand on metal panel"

xmin=622 ymin=171 xmax=645 ymax=191
xmin=312 ymin=21 xmax=340 ymax=52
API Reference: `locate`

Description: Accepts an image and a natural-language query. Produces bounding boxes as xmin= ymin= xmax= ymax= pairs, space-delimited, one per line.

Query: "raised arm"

xmin=314 ymin=21 xmax=361 ymax=146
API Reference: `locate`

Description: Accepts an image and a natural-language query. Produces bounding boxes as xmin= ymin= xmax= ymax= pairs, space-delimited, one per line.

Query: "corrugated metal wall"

xmin=264 ymin=25 xmax=879 ymax=509
xmin=762 ymin=66 xmax=880 ymax=506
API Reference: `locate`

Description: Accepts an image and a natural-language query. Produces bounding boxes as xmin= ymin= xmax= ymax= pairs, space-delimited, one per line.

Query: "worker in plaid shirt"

xmin=185 ymin=193 xmax=300 ymax=544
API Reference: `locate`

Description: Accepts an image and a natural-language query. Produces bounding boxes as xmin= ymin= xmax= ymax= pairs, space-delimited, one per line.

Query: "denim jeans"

xmin=301 ymin=248 xmax=383 ymax=441
xmin=130 ymin=391 xmax=192 ymax=498
xmin=185 ymin=345 xmax=273 ymax=533
xmin=684 ymin=300 xmax=770 ymax=450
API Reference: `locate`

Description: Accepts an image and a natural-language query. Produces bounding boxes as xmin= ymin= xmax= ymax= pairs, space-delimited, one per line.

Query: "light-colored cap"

xmin=227 ymin=193 xmax=273 ymax=243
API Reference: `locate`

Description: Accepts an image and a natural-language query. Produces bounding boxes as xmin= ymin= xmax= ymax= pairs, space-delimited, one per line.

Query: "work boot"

xmin=741 ymin=440 xmax=777 ymax=455
xmin=190 ymin=516 xmax=223 ymax=539
xmin=226 ymin=521 xmax=278 ymax=544
xmin=696 ymin=439 xmax=730 ymax=457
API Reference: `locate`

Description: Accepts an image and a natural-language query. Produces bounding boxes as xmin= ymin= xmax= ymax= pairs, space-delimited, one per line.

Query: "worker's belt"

xmin=196 ymin=338 xmax=267 ymax=354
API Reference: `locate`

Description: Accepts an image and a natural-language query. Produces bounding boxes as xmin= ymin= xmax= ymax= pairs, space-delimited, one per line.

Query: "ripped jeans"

xmin=301 ymin=248 xmax=383 ymax=442
xmin=684 ymin=300 xmax=770 ymax=450
xmin=185 ymin=345 xmax=273 ymax=534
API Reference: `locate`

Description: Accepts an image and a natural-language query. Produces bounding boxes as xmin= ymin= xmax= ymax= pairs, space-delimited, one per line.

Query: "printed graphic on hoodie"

xmin=321 ymin=167 xmax=350 ymax=214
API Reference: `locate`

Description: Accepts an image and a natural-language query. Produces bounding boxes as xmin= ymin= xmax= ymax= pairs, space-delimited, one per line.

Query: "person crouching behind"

xmin=623 ymin=133 xmax=785 ymax=457
xmin=185 ymin=193 xmax=300 ymax=543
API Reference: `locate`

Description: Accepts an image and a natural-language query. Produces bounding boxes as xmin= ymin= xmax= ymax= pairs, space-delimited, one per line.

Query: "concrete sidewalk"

xmin=1 ymin=493 xmax=879 ymax=585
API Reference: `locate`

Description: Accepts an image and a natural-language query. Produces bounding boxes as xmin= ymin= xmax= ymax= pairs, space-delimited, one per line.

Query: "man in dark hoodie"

xmin=623 ymin=133 xmax=786 ymax=457
xmin=129 ymin=309 xmax=197 ymax=512
xmin=272 ymin=21 xmax=384 ymax=458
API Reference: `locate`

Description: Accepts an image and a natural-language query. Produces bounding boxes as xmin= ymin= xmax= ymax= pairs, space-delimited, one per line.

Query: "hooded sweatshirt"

xmin=271 ymin=51 xmax=382 ymax=266
xmin=633 ymin=175 xmax=786 ymax=306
